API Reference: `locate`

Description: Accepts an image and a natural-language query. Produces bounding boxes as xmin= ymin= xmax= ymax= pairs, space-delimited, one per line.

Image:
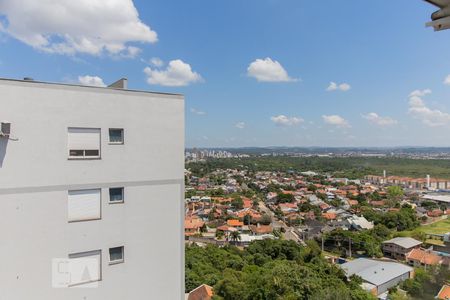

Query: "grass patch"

xmin=425 ymin=239 xmax=445 ymax=246
xmin=395 ymin=217 xmax=449 ymax=240
xmin=419 ymin=217 xmax=450 ymax=235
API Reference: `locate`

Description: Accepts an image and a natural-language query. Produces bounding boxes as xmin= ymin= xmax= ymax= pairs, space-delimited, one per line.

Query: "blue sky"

xmin=1 ymin=0 xmax=450 ymax=147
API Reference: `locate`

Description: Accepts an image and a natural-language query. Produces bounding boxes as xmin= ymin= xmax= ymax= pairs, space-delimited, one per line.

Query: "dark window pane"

xmin=109 ymin=129 xmax=124 ymax=143
xmin=109 ymin=188 xmax=124 ymax=202
xmin=84 ymin=150 xmax=99 ymax=157
xmin=69 ymin=150 xmax=84 ymax=156
xmin=109 ymin=247 xmax=124 ymax=262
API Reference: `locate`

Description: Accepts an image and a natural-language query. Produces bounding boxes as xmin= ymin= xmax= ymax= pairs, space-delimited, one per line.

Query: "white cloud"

xmin=247 ymin=58 xmax=298 ymax=82
xmin=362 ymin=112 xmax=398 ymax=126
xmin=144 ymin=59 xmax=202 ymax=86
xmin=190 ymin=108 xmax=206 ymax=115
xmin=444 ymin=75 xmax=450 ymax=85
xmin=409 ymin=89 xmax=431 ymax=97
xmin=0 ymin=0 xmax=157 ymax=56
xmin=121 ymin=46 xmax=141 ymax=58
xmin=322 ymin=115 xmax=350 ymax=128
xmin=150 ymin=57 xmax=164 ymax=67
xmin=271 ymin=115 xmax=304 ymax=126
xmin=235 ymin=122 xmax=246 ymax=129
xmin=326 ymin=82 xmax=351 ymax=92
xmin=408 ymin=89 xmax=450 ymax=127
xmin=78 ymin=75 xmax=106 ymax=87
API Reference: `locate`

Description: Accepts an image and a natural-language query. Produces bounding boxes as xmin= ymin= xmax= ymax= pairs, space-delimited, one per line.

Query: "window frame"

xmin=67 ymin=127 xmax=101 ymax=160
xmin=108 ymin=246 xmax=125 ymax=265
xmin=108 ymin=128 xmax=124 ymax=145
xmin=109 ymin=187 xmax=124 ymax=204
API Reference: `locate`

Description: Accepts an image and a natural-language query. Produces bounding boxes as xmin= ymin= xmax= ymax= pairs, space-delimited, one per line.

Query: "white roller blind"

xmin=68 ymin=250 xmax=101 ymax=286
xmin=68 ymin=128 xmax=100 ymax=150
xmin=68 ymin=189 xmax=101 ymax=222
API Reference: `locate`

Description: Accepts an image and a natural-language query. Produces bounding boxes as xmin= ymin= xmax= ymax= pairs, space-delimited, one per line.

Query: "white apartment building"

xmin=0 ymin=78 xmax=184 ymax=300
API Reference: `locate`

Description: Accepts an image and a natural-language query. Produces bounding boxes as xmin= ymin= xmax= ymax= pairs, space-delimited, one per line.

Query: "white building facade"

xmin=0 ymin=78 xmax=184 ymax=300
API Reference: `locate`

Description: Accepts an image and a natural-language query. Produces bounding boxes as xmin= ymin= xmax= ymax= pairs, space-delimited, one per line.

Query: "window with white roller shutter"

xmin=68 ymin=250 xmax=102 ymax=286
xmin=67 ymin=127 xmax=101 ymax=158
xmin=68 ymin=189 xmax=101 ymax=222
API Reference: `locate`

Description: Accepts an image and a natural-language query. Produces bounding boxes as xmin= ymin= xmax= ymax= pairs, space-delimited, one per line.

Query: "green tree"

xmin=231 ymin=196 xmax=244 ymax=209
xmin=243 ymin=214 xmax=252 ymax=225
xmin=186 ymin=240 xmax=376 ymax=299
xmin=259 ymin=214 xmax=272 ymax=225
xmin=215 ymin=230 xmax=225 ymax=240
xmin=307 ymin=184 xmax=318 ymax=192
xmin=277 ymin=193 xmax=295 ymax=204
xmin=229 ymin=231 xmax=241 ymax=245
xmin=387 ymin=186 xmax=404 ymax=207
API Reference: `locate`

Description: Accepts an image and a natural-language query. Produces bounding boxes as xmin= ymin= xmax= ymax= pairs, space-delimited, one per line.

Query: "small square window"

xmin=109 ymin=246 xmax=124 ymax=264
xmin=109 ymin=128 xmax=124 ymax=144
xmin=109 ymin=187 xmax=124 ymax=203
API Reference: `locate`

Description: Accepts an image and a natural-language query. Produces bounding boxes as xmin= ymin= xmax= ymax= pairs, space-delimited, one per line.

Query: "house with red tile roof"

xmin=406 ymin=248 xmax=442 ymax=267
xmin=216 ymin=225 xmax=230 ymax=232
xmin=185 ymin=217 xmax=205 ymax=237
xmin=348 ymin=200 xmax=359 ymax=206
xmin=187 ymin=284 xmax=214 ymax=300
xmin=281 ymin=190 xmax=295 ymax=195
xmin=299 ymin=211 xmax=315 ymax=220
xmin=236 ymin=208 xmax=262 ymax=220
xmin=322 ymin=212 xmax=337 ymax=220
xmin=427 ymin=209 xmax=444 ymax=218
xmin=249 ymin=224 xmax=273 ymax=235
xmin=279 ymin=202 xmax=298 ymax=211
xmin=436 ymin=284 xmax=450 ymax=300
xmin=227 ymin=219 xmax=244 ymax=228
xmin=319 ymin=203 xmax=330 ymax=211
xmin=242 ymin=197 xmax=253 ymax=209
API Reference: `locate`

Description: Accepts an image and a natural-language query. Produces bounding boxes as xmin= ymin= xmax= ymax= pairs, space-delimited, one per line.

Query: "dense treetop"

xmin=186 ymin=239 xmax=376 ymax=300
xmin=187 ymin=157 xmax=450 ymax=179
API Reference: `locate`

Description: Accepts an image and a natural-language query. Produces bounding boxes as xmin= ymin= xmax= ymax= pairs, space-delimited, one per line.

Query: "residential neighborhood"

xmin=185 ymin=163 xmax=450 ymax=299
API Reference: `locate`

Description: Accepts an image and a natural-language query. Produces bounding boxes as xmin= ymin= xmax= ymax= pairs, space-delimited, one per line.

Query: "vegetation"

xmin=323 ymin=224 xmax=392 ymax=258
xmin=185 ymin=239 xmax=376 ymax=300
xmin=187 ymin=157 xmax=450 ymax=179
xmin=362 ymin=205 xmax=420 ymax=232
xmin=400 ymin=266 xmax=450 ymax=300
xmin=276 ymin=192 xmax=295 ymax=203
xmin=418 ymin=217 xmax=450 ymax=234
xmin=385 ymin=185 xmax=404 ymax=206
xmin=399 ymin=217 xmax=450 ymax=238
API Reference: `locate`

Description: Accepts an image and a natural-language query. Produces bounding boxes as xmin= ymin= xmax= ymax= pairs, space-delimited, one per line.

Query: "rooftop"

xmin=0 ymin=77 xmax=183 ymax=98
xmin=340 ymin=258 xmax=413 ymax=286
xmin=382 ymin=237 xmax=422 ymax=249
xmin=187 ymin=284 xmax=213 ymax=300
xmin=437 ymin=284 xmax=450 ymax=300
xmin=407 ymin=248 xmax=442 ymax=265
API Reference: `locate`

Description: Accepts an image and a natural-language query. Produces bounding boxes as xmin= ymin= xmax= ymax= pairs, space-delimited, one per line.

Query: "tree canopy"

xmin=186 ymin=240 xmax=376 ymax=300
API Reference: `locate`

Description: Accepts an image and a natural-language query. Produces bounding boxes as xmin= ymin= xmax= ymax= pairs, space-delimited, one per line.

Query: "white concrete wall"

xmin=0 ymin=79 xmax=184 ymax=300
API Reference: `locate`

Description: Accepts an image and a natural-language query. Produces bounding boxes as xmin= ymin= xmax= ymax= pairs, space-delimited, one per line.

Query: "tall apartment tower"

xmin=0 ymin=78 xmax=184 ymax=300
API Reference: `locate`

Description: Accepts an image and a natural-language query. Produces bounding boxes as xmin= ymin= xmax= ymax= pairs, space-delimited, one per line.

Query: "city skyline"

xmin=1 ymin=0 xmax=450 ymax=147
